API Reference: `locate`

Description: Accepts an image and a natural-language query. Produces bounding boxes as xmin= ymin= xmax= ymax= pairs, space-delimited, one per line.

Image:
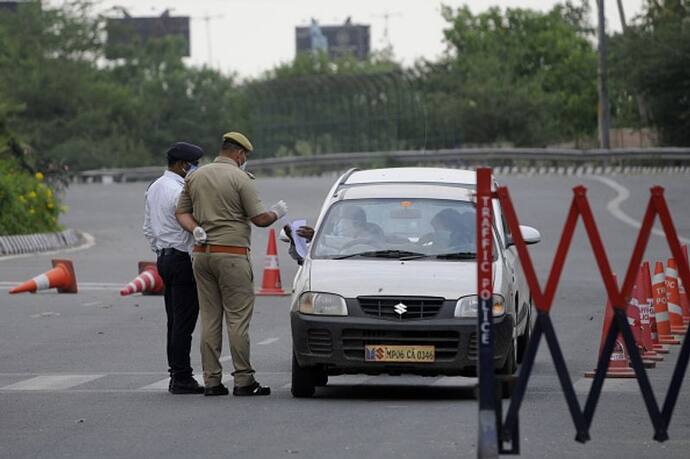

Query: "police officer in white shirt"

xmin=143 ymin=142 xmax=205 ymax=394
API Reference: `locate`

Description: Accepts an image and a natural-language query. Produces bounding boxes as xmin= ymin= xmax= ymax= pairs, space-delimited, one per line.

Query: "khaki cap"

xmin=223 ymin=131 xmax=253 ymax=152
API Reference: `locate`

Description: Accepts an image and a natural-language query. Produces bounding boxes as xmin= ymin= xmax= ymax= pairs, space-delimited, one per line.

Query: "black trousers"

xmin=156 ymin=249 xmax=199 ymax=380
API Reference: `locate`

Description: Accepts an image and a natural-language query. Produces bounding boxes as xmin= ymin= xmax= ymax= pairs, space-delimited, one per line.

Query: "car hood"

xmin=308 ymin=259 xmax=497 ymax=300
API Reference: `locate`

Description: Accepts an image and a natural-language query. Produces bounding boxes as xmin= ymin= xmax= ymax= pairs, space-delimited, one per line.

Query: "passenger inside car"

xmin=419 ymin=208 xmax=474 ymax=252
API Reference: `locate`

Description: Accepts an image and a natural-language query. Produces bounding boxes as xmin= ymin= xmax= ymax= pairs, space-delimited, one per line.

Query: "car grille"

xmin=357 ymin=296 xmax=445 ymax=320
xmin=307 ymin=329 xmax=333 ymax=355
xmin=342 ymin=329 xmax=460 ymax=361
xmin=468 ymin=333 xmax=478 ymax=360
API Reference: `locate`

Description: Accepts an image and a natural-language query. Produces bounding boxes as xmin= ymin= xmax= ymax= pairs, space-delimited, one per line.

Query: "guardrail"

xmin=75 ymin=148 xmax=690 ymax=183
xmin=0 ymin=229 xmax=84 ymax=257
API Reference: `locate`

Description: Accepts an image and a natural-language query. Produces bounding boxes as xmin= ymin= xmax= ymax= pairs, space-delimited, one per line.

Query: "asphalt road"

xmin=1 ymin=171 xmax=689 ymax=458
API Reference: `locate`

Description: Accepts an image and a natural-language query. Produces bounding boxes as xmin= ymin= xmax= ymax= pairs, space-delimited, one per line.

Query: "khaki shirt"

xmin=177 ymin=156 xmax=266 ymax=248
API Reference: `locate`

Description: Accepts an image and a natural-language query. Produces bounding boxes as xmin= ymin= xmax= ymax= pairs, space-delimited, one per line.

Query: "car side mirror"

xmin=279 ymin=228 xmax=291 ymax=243
xmin=505 ymin=225 xmax=541 ymax=247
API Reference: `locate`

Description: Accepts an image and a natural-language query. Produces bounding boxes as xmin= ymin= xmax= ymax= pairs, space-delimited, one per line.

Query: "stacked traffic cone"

xmin=628 ymin=267 xmax=661 ymax=363
xmin=256 ymin=228 xmax=288 ymax=296
xmin=9 ymin=259 xmax=78 ymax=294
xmin=678 ymin=245 xmax=690 ymax=324
xmin=665 ymin=258 xmax=687 ymax=335
xmin=585 ymin=295 xmax=635 ymax=378
xmin=652 ymin=261 xmax=681 ymax=345
xmin=120 ymin=262 xmax=164 ymax=296
xmin=643 ymin=261 xmax=669 ymax=354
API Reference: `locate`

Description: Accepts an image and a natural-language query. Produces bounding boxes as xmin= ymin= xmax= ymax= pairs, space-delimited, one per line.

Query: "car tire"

xmin=517 ymin=309 xmax=530 ymax=364
xmin=498 ymin=340 xmax=517 ymax=399
xmin=314 ymin=371 xmax=328 ymax=387
xmin=291 ymin=353 xmax=316 ymax=398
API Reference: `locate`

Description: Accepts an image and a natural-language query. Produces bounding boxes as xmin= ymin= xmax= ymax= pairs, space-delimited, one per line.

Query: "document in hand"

xmin=290 ymin=219 xmax=309 ymax=258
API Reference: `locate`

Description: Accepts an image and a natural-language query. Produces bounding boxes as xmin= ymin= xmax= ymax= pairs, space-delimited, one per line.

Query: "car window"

xmin=311 ymin=198 xmax=485 ymax=259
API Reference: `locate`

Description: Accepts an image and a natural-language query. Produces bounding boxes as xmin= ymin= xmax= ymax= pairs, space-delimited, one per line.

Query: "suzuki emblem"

xmin=394 ymin=302 xmax=407 ymax=316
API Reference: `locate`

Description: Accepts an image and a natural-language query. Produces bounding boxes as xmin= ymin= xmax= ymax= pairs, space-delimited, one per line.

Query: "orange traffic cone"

xmin=256 ymin=228 xmax=288 ymax=296
xmin=653 ymin=261 xmax=681 ymax=345
xmin=120 ymin=262 xmax=164 ymax=296
xmin=585 ymin=296 xmax=635 ymax=378
xmin=679 ymin=245 xmax=690 ymax=323
xmin=665 ymin=258 xmax=687 ymax=335
xmin=9 ymin=259 xmax=78 ymax=294
xmin=629 ymin=266 xmax=662 ymax=362
xmin=643 ymin=261 xmax=669 ymax=354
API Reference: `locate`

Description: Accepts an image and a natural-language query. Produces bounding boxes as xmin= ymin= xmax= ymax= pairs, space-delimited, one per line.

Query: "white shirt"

xmin=143 ymin=170 xmax=194 ymax=254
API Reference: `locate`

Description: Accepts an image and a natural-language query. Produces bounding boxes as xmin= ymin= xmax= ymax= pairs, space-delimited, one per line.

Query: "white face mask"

xmin=240 ymin=160 xmax=248 ymax=172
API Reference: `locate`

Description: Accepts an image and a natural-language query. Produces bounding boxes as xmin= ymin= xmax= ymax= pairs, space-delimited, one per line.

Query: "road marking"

xmin=0 ymin=282 xmax=122 ymax=291
xmin=139 ymin=375 xmax=203 ymax=391
xmin=257 ymin=337 xmax=279 ymax=345
xmin=2 ymin=374 xmax=104 ymax=391
xmin=586 ymin=175 xmax=690 ymax=244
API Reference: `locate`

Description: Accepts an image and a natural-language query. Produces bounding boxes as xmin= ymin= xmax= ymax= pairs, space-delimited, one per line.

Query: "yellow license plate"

xmin=364 ymin=345 xmax=435 ymax=363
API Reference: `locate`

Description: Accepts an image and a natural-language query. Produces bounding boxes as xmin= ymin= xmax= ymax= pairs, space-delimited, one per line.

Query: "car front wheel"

xmin=291 ymin=353 xmax=316 ymax=398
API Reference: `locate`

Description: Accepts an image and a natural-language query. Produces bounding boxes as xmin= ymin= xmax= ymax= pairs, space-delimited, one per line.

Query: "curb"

xmin=0 ymin=229 xmax=84 ymax=257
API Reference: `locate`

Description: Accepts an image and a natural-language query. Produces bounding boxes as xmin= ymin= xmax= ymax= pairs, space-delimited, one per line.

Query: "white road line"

xmin=139 ymin=375 xmax=203 ymax=391
xmin=0 ymin=282 xmax=123 ymax=291
xmin=257 ymin=337 xmax=279 ymax=346
xmin=2 ymin=374 xmax=104 ymax=391
xmin=586 ymin=175 xmax=690 ymax=244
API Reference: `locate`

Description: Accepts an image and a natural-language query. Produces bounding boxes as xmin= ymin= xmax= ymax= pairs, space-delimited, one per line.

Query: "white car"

xmin=289 ymin=167 xmax=540 ymax=397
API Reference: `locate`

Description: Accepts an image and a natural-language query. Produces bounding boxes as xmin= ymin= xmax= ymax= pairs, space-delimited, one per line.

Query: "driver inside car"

xmin=334 ymin=205 xmax=384 ymax=239
xmin=420 ymin=208 xmax=473 ymax=251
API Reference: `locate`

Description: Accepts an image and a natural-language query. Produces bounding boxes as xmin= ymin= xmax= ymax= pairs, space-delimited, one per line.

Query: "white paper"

xmin=291 ymin=219 xmax=309 ymax=259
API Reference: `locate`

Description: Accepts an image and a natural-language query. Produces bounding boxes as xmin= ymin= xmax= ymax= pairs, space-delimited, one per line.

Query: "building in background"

xmin=296 ymin=18 xmax=370 ymax=60
xmin=105 ymin=9 xmax=190 ymax=59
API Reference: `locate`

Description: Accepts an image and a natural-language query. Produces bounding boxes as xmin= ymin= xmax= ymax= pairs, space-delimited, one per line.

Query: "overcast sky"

xmin=53 ymin=0 xmax=645 ymax=79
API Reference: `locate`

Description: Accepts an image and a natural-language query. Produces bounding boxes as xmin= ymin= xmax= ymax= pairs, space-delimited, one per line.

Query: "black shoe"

xmin=171 ymin=378 xmax=204 ymax=394
xmin=168 ymin=379 xmax=173 ymax=393
xmin=204 ymin=383 xmax=230 ymax=396
xmin=233 ymin=381 xmax=271 ymax=396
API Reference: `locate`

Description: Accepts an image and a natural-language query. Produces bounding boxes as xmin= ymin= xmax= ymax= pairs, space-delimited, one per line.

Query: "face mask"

xmin=186 ymin=164 xmax=198 ymax=175
xmin=240 ymin=160 xmax=248 ymax=172
xmin=334 ymin=219 xmax=358 ymax=237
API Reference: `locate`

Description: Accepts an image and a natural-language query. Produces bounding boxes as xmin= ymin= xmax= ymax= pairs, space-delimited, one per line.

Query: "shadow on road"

xmin=312 ymin=384 xmax=477 ymax=400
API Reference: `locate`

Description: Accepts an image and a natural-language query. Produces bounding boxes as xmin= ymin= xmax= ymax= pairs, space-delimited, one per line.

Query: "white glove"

xmin=193 ymin=226 xmax=208 ymax=244
xmin=270 ymin=200 xmax=288 ymax=220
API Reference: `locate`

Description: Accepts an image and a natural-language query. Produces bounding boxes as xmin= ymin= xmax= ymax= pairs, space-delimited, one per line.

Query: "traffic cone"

xmin=643 ymin=261 xmax=669 ymax=354
xmin=256 ymin=228 xmax=288 ymax=296
xmin=9 ymin=259 xmax=78 ymax=294
xmin=585 ymin=296 xmax=635 ymax=378
xmin=678 ymin=245 xmax=690 ymax=323
xmin=653 ymin=261 xmax=681 ymax=345
xmin=629 ymin=266 xmax=662 ymax=362
xmin=120 ymin=262 xmax=164 ymax=296
xmin=665 ymin=258 xmax=687 ymax=335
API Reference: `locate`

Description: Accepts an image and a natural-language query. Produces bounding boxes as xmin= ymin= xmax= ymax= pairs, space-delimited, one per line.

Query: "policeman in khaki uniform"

xmin=176 ymin=132 xmax=287 ymax=396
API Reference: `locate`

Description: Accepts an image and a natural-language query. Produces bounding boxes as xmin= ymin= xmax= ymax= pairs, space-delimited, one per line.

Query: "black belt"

xmin=158 ymin=248 xmax=189 ymax=257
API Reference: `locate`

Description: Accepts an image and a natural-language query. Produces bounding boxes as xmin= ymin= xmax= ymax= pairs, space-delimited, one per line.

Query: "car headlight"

xmin=299 ymin=292 xmax=348 ymax=316
xmin=454 ymin=294 xmax=505 ymax=318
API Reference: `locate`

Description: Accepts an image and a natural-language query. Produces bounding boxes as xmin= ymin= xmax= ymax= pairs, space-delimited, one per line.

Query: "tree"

xmin=421 ymin=2 xmax=598 ymax=146
xmin=609 ymin=1 xmax=690 ymax=145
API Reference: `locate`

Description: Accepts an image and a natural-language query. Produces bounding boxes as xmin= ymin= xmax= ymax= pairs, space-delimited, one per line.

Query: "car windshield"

xmin=311 ymin=198 xmax=483 ymax=260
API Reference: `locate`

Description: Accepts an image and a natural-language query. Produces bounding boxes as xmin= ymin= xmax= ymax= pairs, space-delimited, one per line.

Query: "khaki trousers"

xmin=192 ymin=252 xmax=256 ymax=388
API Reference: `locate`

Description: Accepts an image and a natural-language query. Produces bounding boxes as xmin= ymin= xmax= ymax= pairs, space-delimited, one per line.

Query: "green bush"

xmin=0 ymin=159 xmax=62 ymax=235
